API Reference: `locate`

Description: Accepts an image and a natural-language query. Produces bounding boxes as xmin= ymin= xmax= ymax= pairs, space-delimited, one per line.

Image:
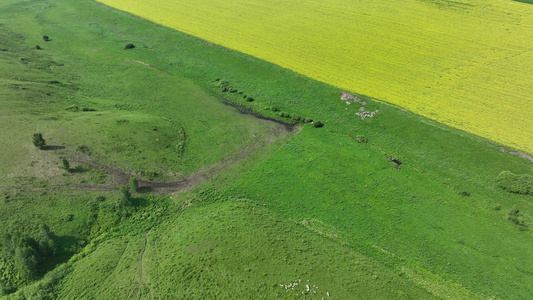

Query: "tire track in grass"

xmin=137 ymin=228 xmax=153 ymax=300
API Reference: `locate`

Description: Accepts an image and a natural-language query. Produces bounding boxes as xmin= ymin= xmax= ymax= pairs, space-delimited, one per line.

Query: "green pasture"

xmin=58 ymin=200 xmax=434 ymax=299
xmin=0 ymin=0 xmax=532 ymax=299
xmin=231 ymin=127 xmax=533 ymax=299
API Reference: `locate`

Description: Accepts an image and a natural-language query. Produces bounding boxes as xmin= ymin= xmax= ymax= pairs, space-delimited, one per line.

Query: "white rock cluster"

xmin=341 ymin=91 xmax=379 ymax=120
xmin=279 ymin=279 xmax=330 ymax=297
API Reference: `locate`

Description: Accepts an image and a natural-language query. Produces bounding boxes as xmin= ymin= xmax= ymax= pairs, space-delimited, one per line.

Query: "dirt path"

xmin=1 ymin=104 xmax=298 ymax=195
xmin=137 ymin=228 xmax=153 ymax=300
xmin=130 ymin=59 xmax=174 ymax=76
xmin=66 ymin=117 xmax=297 ymax=194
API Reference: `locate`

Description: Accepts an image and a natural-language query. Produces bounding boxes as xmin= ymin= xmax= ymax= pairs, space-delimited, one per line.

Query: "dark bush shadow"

xmin=69 ymin=165 xmax=90 ymax=174
xmin=136 ymin=186 xmax=154 ymax=193
xmin=130 ymin=196 xmax=149 ymax=208
xmin=43 ymin=145 xmax=65 ymax=150
xmin=39 ymin=235 xmax=85 ymax=276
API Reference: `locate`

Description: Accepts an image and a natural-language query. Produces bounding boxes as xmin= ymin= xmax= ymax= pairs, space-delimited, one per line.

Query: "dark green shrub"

xmin=14 ymin=245 xmax=38 ymax=280
xmin=129 ymin=177 xmax=139 ymax=192
xmin=459 ymin=191 xmax=470 ymax=197
xmin=303 ymin=117 xmax=313 ymax=123
xmin=497 ymin=171 xmax=533 ymax=195
xmin=271 ymin=106 xmax=280 ymax=112
xmin=507 ymin=208 xmax=527 ymax=229
xmin=119 ymin=185 xmax=131 ymax=204
xmin=292 ymin=114 xmax=301 ymax=121
xmin=313 ymin=121 xmax=324 ymax=128
xmin=32 ymin=133 xmax=46 ymax=149
xmin=124 ymin=43 xmax=135 ymax=49
xmin=61 ymin=157 xmax=70 ymax=171
xmin=246 ymin=96 xmax=254 ymax=102
xmin=38 ymin=224 xmax=57 ymax=257
xmin=0 ymin=282 xmax=6 ymax=296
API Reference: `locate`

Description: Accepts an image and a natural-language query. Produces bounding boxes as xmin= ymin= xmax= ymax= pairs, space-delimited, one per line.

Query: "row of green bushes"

xmin=267 ymin=107 xmax=323 ymax=127
xmin=214 ymin=79 xmax=254 ymax=102
xmin=213 ymin=79 xmax=325 ymax=127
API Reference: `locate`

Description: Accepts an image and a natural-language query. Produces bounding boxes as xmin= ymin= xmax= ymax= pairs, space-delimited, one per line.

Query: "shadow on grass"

xmin=43 ymin=145 xmax=65 ymax=150
xmin=38 ymin=235 xmax=85 ymax=276
xmin=513 ymin=0 xmax=533 ymax=4
xmin=136 ymin=186 xmax=154 ymax=194
xmin=130 ymin=196 xmax=149 ymax=208
xmin=69 ymin=165 xmax=91 ymax=174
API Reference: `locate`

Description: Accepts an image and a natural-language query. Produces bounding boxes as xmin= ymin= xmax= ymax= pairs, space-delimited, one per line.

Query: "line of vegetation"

xmin=497 ymin=171 xmax=533 ymax=196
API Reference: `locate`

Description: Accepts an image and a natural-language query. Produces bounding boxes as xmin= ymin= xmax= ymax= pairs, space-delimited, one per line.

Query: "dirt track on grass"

xmin=68 ymin=116 xmax=298 ymax=194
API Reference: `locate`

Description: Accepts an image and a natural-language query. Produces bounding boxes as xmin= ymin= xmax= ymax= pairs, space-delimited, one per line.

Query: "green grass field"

xmin=1 ymin=0 xmax=532 ymax=299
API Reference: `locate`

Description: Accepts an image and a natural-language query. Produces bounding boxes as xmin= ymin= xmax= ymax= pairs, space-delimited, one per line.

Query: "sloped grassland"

xmin=0 ymin=0 xmax=532 ymax=299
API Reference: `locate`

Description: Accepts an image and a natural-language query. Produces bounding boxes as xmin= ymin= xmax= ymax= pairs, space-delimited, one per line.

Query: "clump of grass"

xmin=506 ymin=208 xmax=528 ymax=230
xmin=77 ymin=145 xmax=92 ymax=155
xmin=355 ymin=135 xmax=367 ymax=143
xmin=89 ymin=169 xmax=107 ymax=184
xmin=496 ymin=171 xmax=533 ymax=195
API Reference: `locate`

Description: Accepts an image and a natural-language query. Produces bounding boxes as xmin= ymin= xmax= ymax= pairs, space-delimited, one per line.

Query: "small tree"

xmin=313 ymin=121 xmax=324 ymax=128
xmin=0 ymin=281 xmax=6 ymax=296
xmin=119 ymin=185 xmax=131 ymax=205
xmin=38 ymin=224 xmax=57 ymax=257
xmin=61 ymin=157 xmax=70 ymax=171
xmin=32 ymin=133 xmax=46 ymax=149
xmin=116 ymin=185 xmax=132 ymax=218
xmin=129 ymin=177 xmax=139 ymax=192
xmin=14 ymin=245 xmax=38 ymax=280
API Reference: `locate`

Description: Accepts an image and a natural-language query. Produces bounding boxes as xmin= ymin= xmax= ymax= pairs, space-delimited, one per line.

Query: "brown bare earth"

xmin=498 ymin=147 xmax=533 ymax=163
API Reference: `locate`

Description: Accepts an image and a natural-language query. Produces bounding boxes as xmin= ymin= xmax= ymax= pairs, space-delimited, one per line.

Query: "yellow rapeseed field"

xmin=98 ymin=0 xmax=533 ymax=154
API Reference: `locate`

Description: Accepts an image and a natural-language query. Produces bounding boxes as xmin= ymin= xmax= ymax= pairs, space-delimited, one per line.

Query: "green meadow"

xmin=0 ymin=0 xmax=532 ymax=299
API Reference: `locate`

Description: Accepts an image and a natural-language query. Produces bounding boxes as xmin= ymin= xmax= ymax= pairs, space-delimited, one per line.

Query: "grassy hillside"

xmin=58 ymin=199 xmax=435 ymax=299
xmin=97 ymin=0 xmax=533 ymax=154
xmin=0 ymin=0 xmax=532 ymax=299
xmin=230 ymin=127 xmax=533 ymax=299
